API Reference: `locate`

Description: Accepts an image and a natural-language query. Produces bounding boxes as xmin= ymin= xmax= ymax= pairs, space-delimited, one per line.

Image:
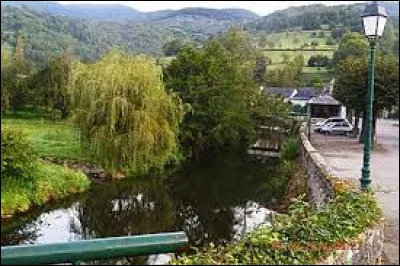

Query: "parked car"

xmin=320 ymin=121 xmax=353 ymax=135
xmin=314 ymin=117 xmax=349 ymax=132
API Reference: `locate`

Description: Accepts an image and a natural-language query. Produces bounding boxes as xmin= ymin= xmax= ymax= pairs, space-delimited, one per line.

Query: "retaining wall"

xmin=299 ymin=123 xmax=384 ymax=265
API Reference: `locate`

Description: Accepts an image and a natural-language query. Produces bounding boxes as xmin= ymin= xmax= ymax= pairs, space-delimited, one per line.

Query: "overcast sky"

xmin=56 ymin=1 xmax=366 ymax=16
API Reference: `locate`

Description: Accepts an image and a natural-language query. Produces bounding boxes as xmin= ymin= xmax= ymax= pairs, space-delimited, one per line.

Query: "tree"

xmin=70 ymin=50 xmax=185 ymax=176
xmin=265 ymin=55 xmax=304 ymax=87
xmin=259 ymin=35 xmax=267 ymax=48
xmin=379 ymin=22 xmax=396 ymax=55
xmin=311 ymin=40 xmax=319 ymax=47
xmin=15 ymin=33 xmax=24 ymax=65
xmin=331 ymin=27 xmax=345 ymax=40
xmin=164 ymin=29 xmax=289 ymax=159
xmin=334 ymin=55 xmax=399 ymax=146
xmin=164 ymin=41 xmax=256 ymax=158
xmin=253 ymin=55 xmax=268 ymax=85
xmin=1 ymin=40 xmax=31 ymax=113
xmin=1 ymin=47 xmax=12 ymax=113
xmin=29 ymin=51 xmax=73 ymax=119
xmin=326 ymin=36 xmax=336 ymax=45
xmin=163 ymin=39 xmax=184 ymax=56
xmin=1 ymin=47 xmax=12 ymax=67
xmin=308 ymin=55 xmax=330 ymax=67
xmin=333 ymin=32 xmax=368 ymax=65
xmin=281 ymin=53 xmax=290 ymax=63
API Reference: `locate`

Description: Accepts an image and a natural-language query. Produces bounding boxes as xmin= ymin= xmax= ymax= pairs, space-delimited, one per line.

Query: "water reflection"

xmin=2 ymin=154 xmax=285 ymax=264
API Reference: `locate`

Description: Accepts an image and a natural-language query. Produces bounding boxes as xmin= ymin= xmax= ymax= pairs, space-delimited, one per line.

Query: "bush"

xmin=1 ymin=126 xmax=38 ymax=182
xmin=171 ymin=190 xmax=381 ymax=265
xmin=281 ymin=137 xmax=299 ymax=161
xmin=326 ymin=37 xmax=336 ymax=45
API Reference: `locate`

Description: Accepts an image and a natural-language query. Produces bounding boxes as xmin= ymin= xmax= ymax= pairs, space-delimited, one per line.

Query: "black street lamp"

xmin=360 ymin=1 xmax=388 ymax=190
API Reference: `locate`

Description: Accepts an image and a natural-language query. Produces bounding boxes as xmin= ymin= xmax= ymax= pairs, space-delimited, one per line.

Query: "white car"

xmin=320 ymin=121 xmax=353 ymax=135
xmin=314 ymin=117 xmax=349 ymax=132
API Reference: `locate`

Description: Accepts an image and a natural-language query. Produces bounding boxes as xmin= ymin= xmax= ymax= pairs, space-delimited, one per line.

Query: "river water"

xmin=1 ymin=153 xmax=286 ymax=264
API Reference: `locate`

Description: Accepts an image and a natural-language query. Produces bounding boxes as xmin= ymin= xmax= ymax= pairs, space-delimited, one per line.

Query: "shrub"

xmin=1 ymin=126 xmax=38 ymax=182
xmin=171 ymin=190 xmax=381 ymax=265
xmin=281 ymin=137 xmax=299 ymax=161
xmin=326 ymin=37 xmax=336 ymax=45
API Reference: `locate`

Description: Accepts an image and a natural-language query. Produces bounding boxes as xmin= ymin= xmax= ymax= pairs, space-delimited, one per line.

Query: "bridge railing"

xmin=1 ymin=231 xmax=188 ymax=265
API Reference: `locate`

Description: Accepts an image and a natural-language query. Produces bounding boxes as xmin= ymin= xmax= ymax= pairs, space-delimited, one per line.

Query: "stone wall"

xmin=299 ymin=123 xmax=384 ymax=265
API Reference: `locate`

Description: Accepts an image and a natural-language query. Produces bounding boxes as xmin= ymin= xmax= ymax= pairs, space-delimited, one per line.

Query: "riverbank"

xmin=1 ymin=119 xmax=91 ymax=219
xmin=1 ymin=160 xmax=90 ymax=219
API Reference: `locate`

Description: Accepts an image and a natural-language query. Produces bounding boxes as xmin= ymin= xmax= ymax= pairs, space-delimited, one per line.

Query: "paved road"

xmin=311 ymin=119 xmax=399 ymax=265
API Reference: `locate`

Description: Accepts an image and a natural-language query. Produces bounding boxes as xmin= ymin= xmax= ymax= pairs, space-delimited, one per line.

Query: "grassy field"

xmin=259 ymin=30 xmax=336 ymax=50
xmin=262 ymin=50 xmax=334 ymax=65
xmin=1 ymin=118 xmax=86 ymax=160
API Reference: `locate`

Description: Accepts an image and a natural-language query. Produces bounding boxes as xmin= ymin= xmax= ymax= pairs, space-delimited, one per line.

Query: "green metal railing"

xmin=1 ymin=231 xmax=188 ymax=265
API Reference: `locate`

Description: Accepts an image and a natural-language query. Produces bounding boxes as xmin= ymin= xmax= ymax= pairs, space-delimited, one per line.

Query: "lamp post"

xmin=360 ymin=1 xmax=388 ymax=190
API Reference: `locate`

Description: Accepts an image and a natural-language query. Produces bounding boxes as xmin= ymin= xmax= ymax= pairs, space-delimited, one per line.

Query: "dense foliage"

xmin=1 ymin=127 xmax=37 ymax=182
xmin=29 ymin=52 xmax=74 ymax=118
xmin=334 ymin=55 xmax=399 ymax=143
xmin=307 ymin=55 xmax=331 ymax=67
xmin=164 ymin=29 xmax=289 ymax=159
xmin=70 ymin=50 xmax=185 ymax=176
xmin=171 ymin=189 xmax=381 ymax=265
xmin=0 ymin=5 xmax=257 ymax=66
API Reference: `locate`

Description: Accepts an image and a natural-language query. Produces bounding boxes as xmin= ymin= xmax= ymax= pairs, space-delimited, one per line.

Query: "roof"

xmin=291 ymin=87 xmax=318 ymax=100
xmin=263 ymin=87 xmax=296 ymax=98
xmin=308 ymin=95 xmax=342 ymax=105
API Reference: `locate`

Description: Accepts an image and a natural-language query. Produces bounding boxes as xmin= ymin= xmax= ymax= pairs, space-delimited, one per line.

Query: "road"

xmin=310 ymin=119 xmax=399 ymax=265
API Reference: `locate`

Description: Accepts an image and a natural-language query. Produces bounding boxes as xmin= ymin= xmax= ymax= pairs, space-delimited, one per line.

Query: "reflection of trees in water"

xmin=70 ymin=177 xmax=177 ymax=265
xmin=1 ymin=223 xmax=39 ymax=245
xmin=72 ymin=177 xmax=177 ymax=237
xmin=2 ymin=195 xmax=81 ymax=245
xmin=168 ymin=153 xmax=283 ymax=246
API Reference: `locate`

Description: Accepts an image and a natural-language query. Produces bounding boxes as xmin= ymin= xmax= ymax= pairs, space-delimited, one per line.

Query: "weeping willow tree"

xmin=69 ymin=50 xmax=185 ymax=177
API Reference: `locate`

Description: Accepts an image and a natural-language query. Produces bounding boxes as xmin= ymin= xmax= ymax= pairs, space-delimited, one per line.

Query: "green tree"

xmin=29 ymin=51 xmax=74 ymax=119
xmin=379 ymin=22 xmax=396 ymax=55
xmin=1 ymin=52 xmax=31 ymax=113
xmin=1 ymin=48 xmax=12 ymax=113
xmin=15 ymin=33 xmax=24 ymax=65
xmin=311 ymin=40 xmax=319 ymax=47
xmin=326 ymin=36 xmax=336 ymax=45
xmin=70 ymin=50 xmax=185 ymax=176
xmin=253 ymin=55 xmax=268 ymax=85
xmin=259 ymin=35 xmax=267 ymax=48
xmin=334 ymin=55 xmax=399 ymax=145
xmin=164 ymin=41 xmax=256 ymax=158
xmin=333 ymin=32 xmax=368 ymax=65
xmin=266 ymin=55 xmax=304 ymax=87
xmin=163 ymin=39 xmax=184 ymax=56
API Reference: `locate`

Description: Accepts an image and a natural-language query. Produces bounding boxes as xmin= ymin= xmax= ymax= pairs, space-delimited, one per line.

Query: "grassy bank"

xmin=1 ymin=161 xmax=90 ymax=218
xmin=1 ymin=118 xmax=87 ymax=160
xmin=1 ymin=122 xmax=90 ymax=218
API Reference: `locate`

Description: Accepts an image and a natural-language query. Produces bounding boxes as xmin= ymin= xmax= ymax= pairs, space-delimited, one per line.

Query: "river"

xmin=1 ymin=153 xmax=287 ymax=264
